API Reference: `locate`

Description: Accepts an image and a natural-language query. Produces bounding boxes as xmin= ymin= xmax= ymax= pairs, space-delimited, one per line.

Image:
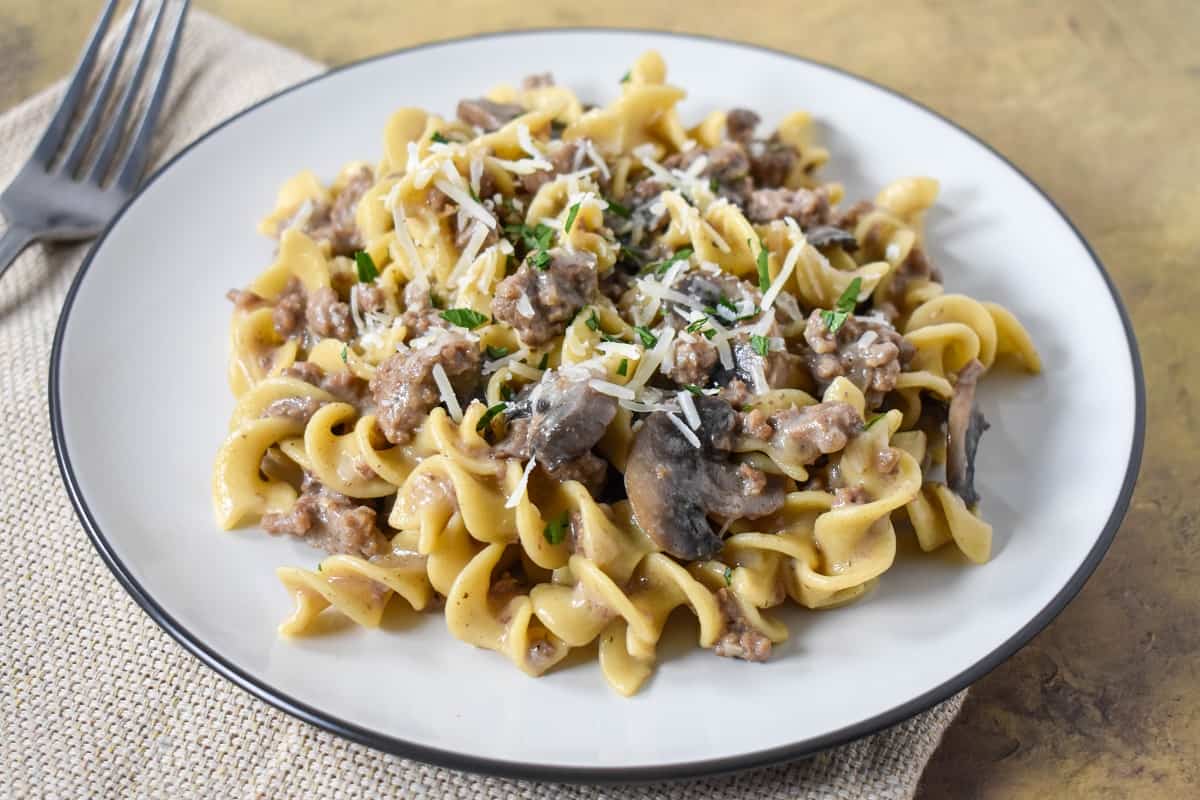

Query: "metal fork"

xmin=0 ymin=0 xmax=190 ymax=279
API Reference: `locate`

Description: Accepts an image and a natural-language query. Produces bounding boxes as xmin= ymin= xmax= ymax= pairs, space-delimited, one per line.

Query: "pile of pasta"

xmin=213 ymin=51 xmax=1040 ymax=695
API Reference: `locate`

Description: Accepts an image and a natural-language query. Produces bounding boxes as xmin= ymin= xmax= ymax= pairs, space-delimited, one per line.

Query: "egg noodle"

xmin=213 ymin=52 xmax=1041 ymax=695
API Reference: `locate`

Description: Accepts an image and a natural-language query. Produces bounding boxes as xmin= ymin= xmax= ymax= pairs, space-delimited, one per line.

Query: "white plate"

xmin=51 ymin=30 xmax=1144 ymax=781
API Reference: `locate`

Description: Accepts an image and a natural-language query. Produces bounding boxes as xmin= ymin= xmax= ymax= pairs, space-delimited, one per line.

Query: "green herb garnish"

xmin=476 ymin=402 xmax=508 ymax=432
xmin=723 ymin=566 xmax=733 ymax=586
xmin=354 ymin=251 xmax=379 ymax=283
xmin=485 ymin=345 xmax=510 ymax=360
xmin=645 ymin=247 xmax=693 ymax=276
xmin=563 ymin=201 xmax=582 ymax=233
xmin=340 ymin=345 xmax=349 ymax=364
xmin=430 ymin=131 xmax=449 ymax=144
xmin=617 ymin=358 xmax=629 ymax=376
xmin=543 ymin=511 xmax=570 ymax=544
xmin=634 ymin=326 xmax=658 ymax=348
xmin=750 ymin=334 xmax=770 ymax=357
xmin=537 ymin=352 xmax=549 ymax=370
xmin=529 ymin=249 xmax=551 ymax=269
xmin=606 ymin=198 xmax=631 ymax=219
xmin=717 ymin=295 xmax=737 ymax=313
xmin=820 ymin=277 xmax=863 ymax=334
xmin=430 ymin=291 xmax=443 ymax=309
xmin=620 ymin=71 xmax=631 ymax=84
xmin=684 ymin=384 xmax=703 ymax=395
xmin=440 ymin=307 xmax=489 ymax=330
xmin=686 ymin=317 xmax=710 ymax=334
xmin=752 ymin=239 xmax=770 ymax=292
xmin=500 ymin=384 xmax=514 ymax=401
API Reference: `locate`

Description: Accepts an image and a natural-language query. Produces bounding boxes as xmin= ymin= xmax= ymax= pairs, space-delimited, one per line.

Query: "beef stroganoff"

xmin=213 ymin=52 xmax=1041 ymax=696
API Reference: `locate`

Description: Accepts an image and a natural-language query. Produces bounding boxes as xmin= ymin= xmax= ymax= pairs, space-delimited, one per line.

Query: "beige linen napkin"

xmin=0 ymin=10 xmax=963 ymax=799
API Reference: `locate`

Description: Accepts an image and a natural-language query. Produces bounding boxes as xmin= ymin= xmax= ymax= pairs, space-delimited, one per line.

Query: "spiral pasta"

xmin=213 ymin=51 xmax=1041 ymax=696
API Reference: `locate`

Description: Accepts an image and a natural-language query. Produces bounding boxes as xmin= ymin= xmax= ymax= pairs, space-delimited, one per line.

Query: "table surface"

xmin=3 ymin=1 xmax=1196 ymax=796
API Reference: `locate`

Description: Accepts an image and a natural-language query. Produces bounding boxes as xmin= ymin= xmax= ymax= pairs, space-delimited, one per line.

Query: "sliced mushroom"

xmin=493 ymin=369 xmax=618 ymax=494
xmin=946 ymin=359 xmax=990 ymax=507
xmin=456 ymin=98 xmax=524 ymax=132
xmin=625 ymin=396 xmax=785 ymax=560
xmin=803 ymin=224 xmax=858 ymax=252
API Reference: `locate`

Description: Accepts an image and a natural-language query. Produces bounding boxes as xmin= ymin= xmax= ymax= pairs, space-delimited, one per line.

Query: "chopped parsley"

xmin=476 ymin=402 xmax=508 ymax=432
xmin=440 ymin=307 xmax=489 ymax=330
xmin=500 ymin=383 xmax=514 ymax=401
xmin=685 ymin=316 xmax=710 ymax=334
xmin=528 ymin=249 xmax=551 ymax=269
xmin=644 ymin=247 xmax=694 ymax=276
xmin=543 ymin=512 xmax=570 ymax=545
xmin=605 ymin=197 xmax=632 ymax=219
xmin=709 ymin=177 xmax=720 ymax=193
xmin=750 ymin=334 xmax=770 ymax=357
xmin=340 ymin=345 xmax=349 ymax=364
xmin=617 ymin=358 xmax=629 ymax=376
xmin=485 ymin=345 xmax=510 ymax=360
xmin=563 ymin=201 xmax=582 ymax=233
xmin=820 ymin=277 xmax=863 ymax=334
xmin=684 ymin=384 xmax=703 ymax=395
xmin=505 ymin=222 xmax=554 ymax=252
xmin=717 ymin=295 xmax=738 ymax=313
xmin=752 ymin=238 xmax=771 ymax=292
xmin=354 ymin=251 xmax=379 ymax=283
xmin=537 ymin=352 xmax=549 ymax=370
xmin=620 ymin=71 xmax=631 ymax=84
xmin=634 ymin=326 xmax=658 ymax=348
xmin=430 ymin=131 xmax=449 ymax=144
xmin=585 ymin=310 xmax=621 ymax=342
xmin=723 ymin=566 xmax=733 ymax=586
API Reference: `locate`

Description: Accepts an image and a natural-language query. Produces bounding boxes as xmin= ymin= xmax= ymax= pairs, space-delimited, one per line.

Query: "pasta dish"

xmin=213 ymin=52 xmax=1040 ymax=695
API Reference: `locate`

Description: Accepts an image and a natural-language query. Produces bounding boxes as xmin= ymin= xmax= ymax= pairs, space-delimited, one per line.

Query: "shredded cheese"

xmin=626 ymin=327 xmax=676 ymax=392
xmin=583 ymin=140 xmax=610 ymax=179
xmin=517 ymin=124 xmax=543 ymax=160
xmin=469 ymin=156 xmax=483 ymax=198
xmin=596 ymin=341 xmax=642 ymax=360
xmin=589 ymin=378 xmax=636 ymax=400
xmin=505 ymin=456 xmax=537 ymax=509
xmin=762 ymin=236 xmax=804 ymax=311
xmin=434 ymin=177 xmax=496 ymax=229
xmin=384 ymin=182 xmax=426 ymax=278
xmin=431 ymin=363 xmax=463 ymax=423
xmin=667 ymin=411 xmax=702 ymax=448
xmin=483 ymin=347 xmax=529 ymax=375
xmin=677 ymin=390 xmax=701 ymax=429
xmin=449 ymin=222 xmax=489 ymax=285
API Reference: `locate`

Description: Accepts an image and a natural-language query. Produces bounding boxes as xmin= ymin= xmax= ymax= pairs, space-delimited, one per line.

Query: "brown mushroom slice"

xmin=946 ymin=359 xmax=990 ymax=507
xmin=456 ymin=98 xmax=525 ymax=132
xmin=625 ymin=396 xmax=785 ymax=560
xmin=803 ymin=224 xmax=858 ymax=252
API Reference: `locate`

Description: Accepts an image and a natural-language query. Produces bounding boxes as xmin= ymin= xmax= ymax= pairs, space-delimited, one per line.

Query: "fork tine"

xmin=58 ymin=0 xmax=146 ymax=177
xmin=30 ymin=0 xmax=119 ymax=166
xmin=115 ymin=0 xmax=190 ymax=192
xmin=85 ymin=0 xmax=169 ymax=186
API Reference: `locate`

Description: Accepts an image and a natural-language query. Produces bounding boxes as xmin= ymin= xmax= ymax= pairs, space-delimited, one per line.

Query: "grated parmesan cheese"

xmin=762 ymin=234 xmax=804 ymax=311
xmin=505 ymin=456 xmax=537 ymax=509
xmin=589 ymin=378 xmax=636 ymax=401
xmin=384 ymin=182 xmax=426 ymax=278
xmin=583 ymin=140 xmax=610 ymax=179
xmin=483 ymin=347 xmax=529 ymax=375
xmin=488 ymin=155 xmax=552 ymax=175
xmin=517 ymin=124 xmax=543 ymax=160
xmin=434 ymin=177 xmax=496 ymax=229
xmin=749 ymin=360 xmax=770 ymax=395
xmin=596 ymin=341 xmax=642 ymax=360
xmin=507 ymin=361 xmax=544 ymax=381
xmin=677 ymin=390 xmax=701 ymax=430
xmin=469 ymin=156 xmax=483 ymax=198
xmin=516 ymin=293 xmax=535 ymax=318
xmin=432 ymin=363 xmax=463 ymax=423
xmin=667 ymin=411 xmax=702 ymax=448
xmin=449 ymin=222 xmax=489 ymax=285
xmin=858 ymin=330 xmax=878 ymax=347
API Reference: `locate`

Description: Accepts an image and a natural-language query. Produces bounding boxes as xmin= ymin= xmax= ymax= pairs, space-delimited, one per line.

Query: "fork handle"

xmin=0 ymin=225 xmax=36 ymax=280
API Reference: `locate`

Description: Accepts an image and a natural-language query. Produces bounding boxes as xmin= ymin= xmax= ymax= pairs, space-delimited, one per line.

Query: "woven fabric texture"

xmin=0 ymin=10 xmax=963 ymax=799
